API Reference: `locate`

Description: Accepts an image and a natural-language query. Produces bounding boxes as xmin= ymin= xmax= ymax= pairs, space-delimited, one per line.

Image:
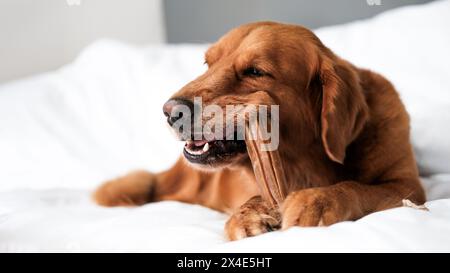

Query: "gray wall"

xmin=0 ymin=0 xmax=436 ymax=83
xmin=164 ymin=0 xmax=434 ymax=43
xmin=0 ymin=0 xmax=165 ymax=83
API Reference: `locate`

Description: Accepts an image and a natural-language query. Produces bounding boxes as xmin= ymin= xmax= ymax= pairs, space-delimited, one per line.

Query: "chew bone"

xmin=245 ymin=121 xmax=287 ymax=208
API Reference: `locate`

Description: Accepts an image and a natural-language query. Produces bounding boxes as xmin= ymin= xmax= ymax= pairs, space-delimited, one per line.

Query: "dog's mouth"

xmin=183 ymin=138 xmax=247 ymax=166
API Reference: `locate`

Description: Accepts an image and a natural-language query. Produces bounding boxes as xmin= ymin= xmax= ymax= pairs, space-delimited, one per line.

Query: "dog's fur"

xmin=93 ymin=22 xmax=425 ymax=240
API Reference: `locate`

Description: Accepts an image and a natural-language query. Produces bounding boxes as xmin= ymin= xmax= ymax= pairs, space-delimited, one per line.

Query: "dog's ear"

xmin=319 ymin=56 xmax=368 ymax=164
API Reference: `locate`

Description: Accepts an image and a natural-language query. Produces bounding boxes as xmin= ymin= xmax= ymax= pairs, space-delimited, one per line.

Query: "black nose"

xmin=163 ymin=98 xmax=194 ymax=126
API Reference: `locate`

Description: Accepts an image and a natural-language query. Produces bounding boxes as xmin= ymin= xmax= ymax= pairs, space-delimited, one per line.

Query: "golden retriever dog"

xmin=94 ymin=22 xmax=425 ymax=240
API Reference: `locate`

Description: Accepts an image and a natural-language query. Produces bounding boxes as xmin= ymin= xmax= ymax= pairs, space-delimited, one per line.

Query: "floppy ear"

xmin=319 ymin=56 xmax=368 ymax=164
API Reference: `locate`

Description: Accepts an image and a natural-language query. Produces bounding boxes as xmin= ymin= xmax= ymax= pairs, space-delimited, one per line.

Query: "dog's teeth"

xmin=203 ymin=143 xmax=209 ymax=152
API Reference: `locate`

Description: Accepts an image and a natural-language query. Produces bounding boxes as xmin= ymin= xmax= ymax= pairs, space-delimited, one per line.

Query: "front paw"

xmin=281 ymin=188 xmax=350 ymax=229
xmin=225 ymin=196 xmax=281 ymax=241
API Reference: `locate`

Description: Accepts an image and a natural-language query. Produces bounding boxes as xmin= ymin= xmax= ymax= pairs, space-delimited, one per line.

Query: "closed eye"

xmin=242 ymin=66 xmax=265 ymax=77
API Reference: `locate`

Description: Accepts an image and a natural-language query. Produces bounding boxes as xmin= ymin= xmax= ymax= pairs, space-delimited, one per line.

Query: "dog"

xmin=93 ymin=22 xmax=425 ymax=240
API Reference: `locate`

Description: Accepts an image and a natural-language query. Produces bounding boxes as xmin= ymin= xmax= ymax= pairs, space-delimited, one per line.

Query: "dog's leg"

xmin=93 ymin=157 xmax=201 ymax=207
xmin=93 ymin=170 xmax=156 ymax=206
xmin=281 ymin=178 xmax=425 ymax=229
xmin=225 ymin=196 xmax=281 ymax=241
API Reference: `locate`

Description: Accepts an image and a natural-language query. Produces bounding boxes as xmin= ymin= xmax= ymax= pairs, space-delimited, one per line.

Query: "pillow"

xmin=0 ymin=40 xmax=207 ymax=191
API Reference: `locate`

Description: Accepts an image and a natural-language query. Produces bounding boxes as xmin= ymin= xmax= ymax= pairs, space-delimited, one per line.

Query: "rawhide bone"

xmin=245 ymin=121 xmax=287 ymax=208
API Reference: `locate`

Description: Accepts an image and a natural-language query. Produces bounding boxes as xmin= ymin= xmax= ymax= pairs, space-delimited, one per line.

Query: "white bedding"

xmin=1 ymin=0 xmax=450 ymax=252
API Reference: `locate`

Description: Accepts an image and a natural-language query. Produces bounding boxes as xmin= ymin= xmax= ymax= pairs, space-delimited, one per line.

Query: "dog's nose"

xmin=163 ymin=98 xmax=194 ymax=126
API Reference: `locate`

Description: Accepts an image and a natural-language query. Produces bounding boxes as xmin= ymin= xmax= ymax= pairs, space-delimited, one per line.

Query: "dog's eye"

xmin=243 ymin=67 xmax=264 ymax=77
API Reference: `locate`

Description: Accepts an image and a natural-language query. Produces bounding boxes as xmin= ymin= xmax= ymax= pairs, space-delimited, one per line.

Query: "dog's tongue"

xmin=193 ymin=140 xmax=208 ymax=147
xmin=186 ymin=139 xmax=209 ymax=147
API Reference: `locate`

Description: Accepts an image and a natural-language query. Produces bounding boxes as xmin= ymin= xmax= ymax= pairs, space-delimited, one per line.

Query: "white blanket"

xmin=1 ymin=0 xmax=450 ymax=252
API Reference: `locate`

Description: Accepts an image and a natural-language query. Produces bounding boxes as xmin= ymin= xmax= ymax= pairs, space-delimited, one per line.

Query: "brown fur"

xmin=94 ymin=22 xmax=425 ymax=240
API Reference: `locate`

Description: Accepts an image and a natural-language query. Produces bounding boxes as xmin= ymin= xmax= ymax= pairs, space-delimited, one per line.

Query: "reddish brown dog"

xmin=94 ymin=22 xmax=425 ymax=240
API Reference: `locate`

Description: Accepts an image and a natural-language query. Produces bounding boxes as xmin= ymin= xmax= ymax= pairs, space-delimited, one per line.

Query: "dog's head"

xmin=163 ymin=22 xmax=368 ymax=170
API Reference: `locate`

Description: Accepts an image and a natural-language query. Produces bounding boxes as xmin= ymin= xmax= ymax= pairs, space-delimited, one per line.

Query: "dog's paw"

xmin=281 ymin=188 xmax=350 ymax=229
xmin=93 ymin=171 xmax=155 ymax=207
xmin=225 ymin=196 xmax=281 ymax=241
